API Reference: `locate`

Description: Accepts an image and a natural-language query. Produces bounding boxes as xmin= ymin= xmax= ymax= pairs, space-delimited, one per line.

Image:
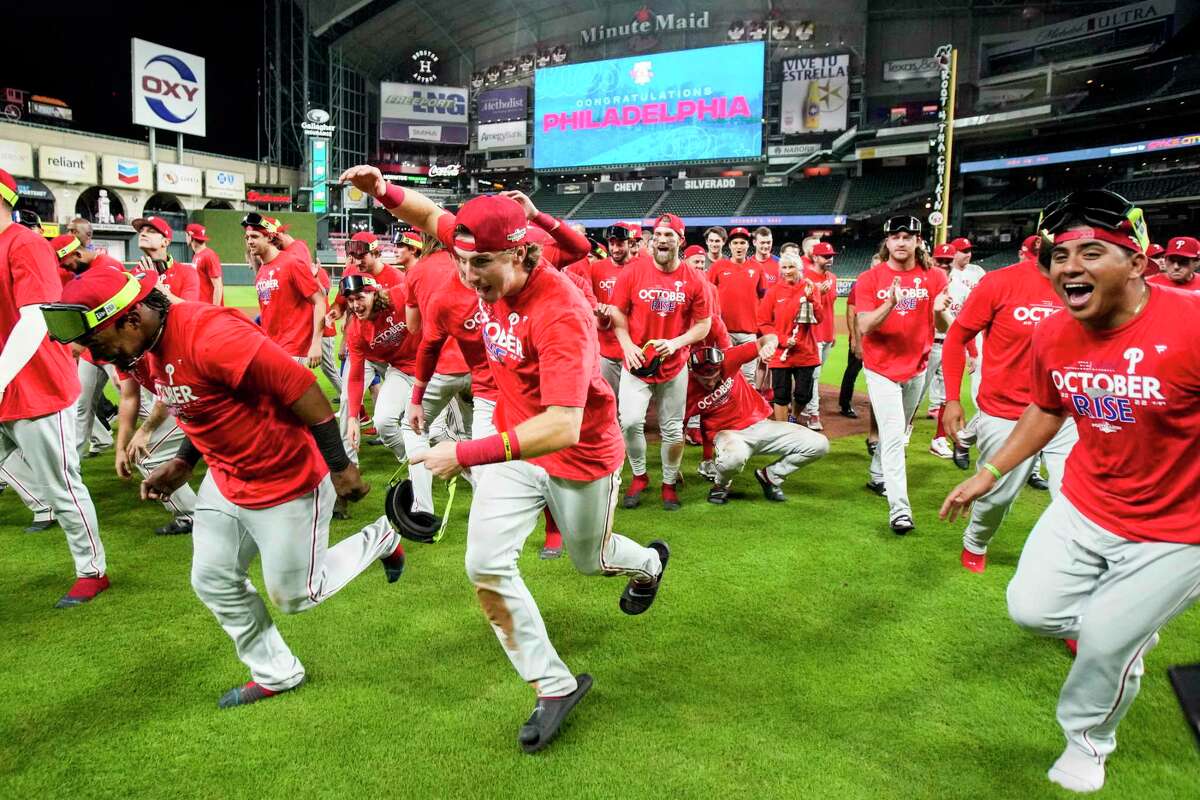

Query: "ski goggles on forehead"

xmin=345 ymin=239 xmax=374 ymax=257
xmin=339 ymin=274 xmax=378 ymax=295
xmin=241 ymin=212 xmax=280 ymax=233
xmin=688 ymin=346 xmax=725 ymax=375
xmin=41 ymin=273 xmax=143 ymax=344
xmin=1037 ymin=189 xmax=1149 ymax=250
xmin=603 ymin=225 xmax=632 ymax=242
xmin=883 ymin=216 xmax=922 ymax=235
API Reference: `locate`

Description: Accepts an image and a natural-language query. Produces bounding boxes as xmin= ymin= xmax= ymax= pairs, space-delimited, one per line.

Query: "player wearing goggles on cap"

xmin=243 ymin=214 xmax=327 ymax=369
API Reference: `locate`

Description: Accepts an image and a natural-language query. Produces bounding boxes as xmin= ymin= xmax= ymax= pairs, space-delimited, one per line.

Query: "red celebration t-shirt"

xmin=610 ymin=258 xmax=711 ymax=384
xmin=403 ymin=250 xmax=469 ymax=375
xmin=569 ymin=256 xmax=629 ymax=361
xmin=414 ymin=273 xmax=498 ymax=401
xmin=192 ymin=248 xmax=223 ymax=304
xmin=164 ymin=260 xmax=200 ymax=302
xmin=1030 ymin=285 xmax=1200 ymax=544
xmin=255 ymin=250 xmax=321 ymax=357
xmin=685 ymin=342 xmax=771 ymax=431
xmin=854 ymin=263 xmax=948 ymax=382
xmin=344 ymin=293 xmax=418 ymax=416
xmin=1147 ymin=273 xmax=1200 ymax=293
xmin=757 ymin=280 xmax=823 ymax=368
xmin=708 ymin=258 xmax=766 ymax=333
xmin=803 ymin=266 xmax=838 ymax=343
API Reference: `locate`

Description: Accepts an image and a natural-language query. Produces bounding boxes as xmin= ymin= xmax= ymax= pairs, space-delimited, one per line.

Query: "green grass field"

xmin=2 ymin=293 xmax=1197 ymax=799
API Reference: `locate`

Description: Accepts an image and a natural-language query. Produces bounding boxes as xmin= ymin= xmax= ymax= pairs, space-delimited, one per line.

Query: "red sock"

xmin=935 ymin=406 xmax=947 ymax=439
xmin=543 ymin=508 xmax=562 ymax=548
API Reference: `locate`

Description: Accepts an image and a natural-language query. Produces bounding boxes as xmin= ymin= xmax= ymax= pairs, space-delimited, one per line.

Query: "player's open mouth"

xmin=1062 ymin=282 xmax=1094 ymax=309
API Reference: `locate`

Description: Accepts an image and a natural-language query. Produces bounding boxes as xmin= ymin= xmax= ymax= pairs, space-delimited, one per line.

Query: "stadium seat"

xmin=530 ymin=188 xmax=586 ymax=218
xmin=843 ymin=170 xmax=930 ymax=214
xmin=741 ymin=177 xmax=843 ymax=215
xmin=655 ymin=189 xmax=749 ymax=216
xmin=569 ymin=191 xmax=664 ymax=221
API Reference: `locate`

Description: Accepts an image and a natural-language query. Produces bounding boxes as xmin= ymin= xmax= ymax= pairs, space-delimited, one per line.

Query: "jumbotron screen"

xmin=533 ymin=42 xmax=765 ymax=170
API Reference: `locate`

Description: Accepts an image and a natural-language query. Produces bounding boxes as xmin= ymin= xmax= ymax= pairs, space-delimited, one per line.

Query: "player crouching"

xmin=43 ymin=268 xmax=407 ymax=709
xmin=689 ymin=339 xmax=829 ymax=505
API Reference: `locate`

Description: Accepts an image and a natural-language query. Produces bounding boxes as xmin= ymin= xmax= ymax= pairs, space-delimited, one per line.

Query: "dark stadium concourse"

xmin=4 ymin=1 xmax=1200 ymax=798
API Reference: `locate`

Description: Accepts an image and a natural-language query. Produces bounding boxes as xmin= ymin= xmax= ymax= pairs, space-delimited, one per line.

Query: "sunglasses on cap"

xmin=339 ymin=274 xmax=378 ymax=295
xmin=604 ymin=225 xmax=632 ymax=242
xmin=345 ymin=239 xmax=372 ymax=258
xmin=41 ymin=273 xmax=143 ymax=344
xmin=1037 ymin=190 xmax=1148 ymax=265
xmin=241 ymin=212 xmax=280 ymax=233
xmin=884 ymin=216 xmax=922 ymax=235
xmin=688 ymin=346 xmax=725 ymax=376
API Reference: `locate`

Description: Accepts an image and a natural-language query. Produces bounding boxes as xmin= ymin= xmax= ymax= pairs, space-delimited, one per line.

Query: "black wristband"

xmin=310 ymin=416 xmax=351 ymax=472
xmin=175 ymin=437 xmax=203 ymax=467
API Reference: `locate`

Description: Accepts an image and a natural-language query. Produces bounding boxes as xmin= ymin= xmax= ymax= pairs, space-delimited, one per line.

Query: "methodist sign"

xmin=131 ymin=38 xmax=206 ymax=137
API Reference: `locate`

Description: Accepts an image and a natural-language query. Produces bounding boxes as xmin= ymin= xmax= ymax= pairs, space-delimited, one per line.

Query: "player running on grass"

xmin=341 ymin=163 xmax=668 ymax=754
xmin=45 ymin=267 xmax=405 ymax=709
xmin=941 ymin=190 xmax=1200 ymax=793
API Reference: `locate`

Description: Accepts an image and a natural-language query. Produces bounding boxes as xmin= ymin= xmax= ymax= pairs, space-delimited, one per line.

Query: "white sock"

xmin=1048 ymin=747 xmax=1105 ymax=793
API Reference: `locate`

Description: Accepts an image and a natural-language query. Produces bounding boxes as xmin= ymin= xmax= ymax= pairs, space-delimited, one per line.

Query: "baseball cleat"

xmin=622 ymin=473 xmax=649 ymax=509
xmin=1028 ymin=472 xmax=1049 ymax=491
xmin=661 ymin=482 xmax=681 ymax=511
xmin=929 ymin=437 xmax=953 ymax=459
xmin=805 ymin=415 xmax=824 ymax=432
xmin=839 ymin=406 xmax=859 ymax=419
xmin=518 ymin=673 xmax=593 ymax=754
xmin=865 ymin=480 xmax=887 ymax=497
xmin=697 ymin=460 xmax=718 ymax=482
xmin=55 ymin=575 xmax=110 ymax=608
xmin=24 ymin=518 xmax=56 ymax=533
xmin=754 ymin=468 xmax=786 ymax=502
xmin=381 ymin=538 xmax=406 ymax=583
xmin=865 ymin=439 xmax=878 ymax=457
xmin=218 ymin=678 xmax=303 ymax=709
xmin=620 ymin=540 xmax=669 ymax=616
xmin=952 ymin=442 xmax=971 ymax=471
xmin=960 ymin=548 xmax=987 ymax=573
xmin=890 ymin=515 xmax=915 ymax=535
xmin=155 ymin=518 xmax=192 ymax=536
xmin=1047 ymin=747 xmax=1105 ymax=793
xmin=707 ymin=484 xmax=730 ymax=505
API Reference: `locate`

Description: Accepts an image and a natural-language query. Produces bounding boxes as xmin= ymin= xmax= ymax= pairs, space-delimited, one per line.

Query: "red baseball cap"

xmin=56 ymin=268 xmax=158 ymax=335
xmin=950 ymin=237 xmax=972 ymax=252
xmin=0 ymin=168 xmax=18 ymax=207
xmin=618 ymin=221 xmax=644 ymax=239
xmin=241 ymin=212 xmax=282 ymax=235
xmin=727 ymin=226 xmax=752 ymax=242
xmin=1020 ymin=234 xmax=1040 ymax=258
xmin=1165 ymin=236 xmax=1200 ymax=259
xmin=682 ymin=245 xmax=705 ymax=259
xmin=1146 ymin=242 xmax=1165 ymax=258
xmin=811 ymin=241 xmax=836 ymax=257
xmin=654 ymin=213 xmax=685 ymax=238
xmin=131 ymin=216 xmax=173 ymax=241
xmin=185 ymin=223 xmax=208 ymax=242
xmin=933 ymin=243 xmax=957 ymax=261
xmin=350 ymin=231 xmax=380 ymax=249
xmin=452 ymin=195 xmax=528 ymax=253
xmin=50 ymin=234 xmax=83 ymax=261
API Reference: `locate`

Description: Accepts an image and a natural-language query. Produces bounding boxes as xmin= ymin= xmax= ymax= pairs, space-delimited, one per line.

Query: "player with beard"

xmin=800 ymin=242 xmax=838 ymax=431
xmin=689 ymin=335 xmax=829 ymax=505
xmin=1147 ymin=236 xmax=1200 ymax=292
xmin=856 ymin=216 xmax=951 ymax=534
xmin=572 ymin=223 xmax=637 ymax=398
xmin=340 ymin=164 xmax=668 ymax=754
xmin=609 ymin=214 xmax=712 ymax=511
xmin=941 ymin=190 xmax=1200 ymax=793
xmin=709 ymin=227 xmax=768 ymax=385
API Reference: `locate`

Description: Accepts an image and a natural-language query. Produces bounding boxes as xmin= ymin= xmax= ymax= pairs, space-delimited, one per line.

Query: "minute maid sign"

xmin=580 ymin=8 xmax=711 ymax=45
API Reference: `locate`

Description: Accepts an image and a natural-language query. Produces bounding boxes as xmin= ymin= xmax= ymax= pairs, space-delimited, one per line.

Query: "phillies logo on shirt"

xmin=639 ymin=283 xmax=688 ymax=316
xmin=256 ymin=270 xmax=281 ymax=304
xmin=154 ymin=361 xmax=199 ymax=420
xmin=481 ymin=309 xmax=528 ymax=364
xmin=1052 ymin=350 xmax=1167 ymax=433
xmin=371 ymin=314 xmax=409 ymax=347
xmin=1011 ymin=303 xmax=1061 ymax=326
xmin=697 ymin=377 xmax=735 ymax=411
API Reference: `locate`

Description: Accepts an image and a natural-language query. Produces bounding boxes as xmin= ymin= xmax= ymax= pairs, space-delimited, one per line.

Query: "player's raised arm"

xmin=339 ymin=165 xmax=446 ymax=238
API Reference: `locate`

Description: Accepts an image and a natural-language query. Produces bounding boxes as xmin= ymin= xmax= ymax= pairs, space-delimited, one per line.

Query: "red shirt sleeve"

xmin=533 ymin=307 xmax=594 ymax=409
xmin=11 ymin=234 xmax=63 ymax=306
xmin=414 ymin=303 xmax=448 ymax=384
xmin=539 ymin=214 xmax=589 ymax=264
xmin=173 ymin=267 xmax=200 ymax=301
xmin=1029 ymin=327 xmax=1063 ymax=413
xmin=726 ymin=341 xmax=760 ymax=371
xmin=942 ymin=322 xmax=971 ymax=403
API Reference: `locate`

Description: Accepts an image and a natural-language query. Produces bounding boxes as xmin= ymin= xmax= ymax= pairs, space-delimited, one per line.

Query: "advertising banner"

xmin=883 ymin=57 xmax=941 ymax=81
xmin=593 ymin=178 xmax=667 ymax=193
xmin=131 ymin=38 xmax=206 ymax=137
xmin=310 ymin=138 xmax=329 ymax=214
xmin=246 ymin=185 xmax=292 ymax=205
xmin=556 ymin=182 xmax=589 ymax=194
xmin=781 ymin=54 xmax=849 ymax=134
xmin=156 ymin=162 xmax=203 ymax=194
xmin=379 ymin=122 xmax=469 ymax=145
xmin=478 ymin=121 xmax=527 ymax=150
xmin=0 ymin=139 xmax=34 ymax=177
xmin=380 ymin=82 xmax=469 ymax=125
xmin=533 ymin=42 xmax=765 ymax=170
xmin=102 ymin=156 xmax=154 ymax=189
xmin=38 ymin=146 xmax=96 ymax=183
xmin=478 ymin=88 xmax=528 ymax=123
xmin=204 ymin=169 xmax=245 ymax=200
xmin=671 ymin=176 xmax=751 ymax=190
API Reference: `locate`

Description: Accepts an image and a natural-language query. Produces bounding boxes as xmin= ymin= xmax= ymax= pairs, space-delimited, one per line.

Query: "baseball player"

xmin=1144 ymin=242 xmax=1165 ymax=277
xmin=132 ymin=216 xmax=200 ymax=302
xmin=940 ymin=189 xmax=1200 ymax=793
xmin=47 ymin=267 xmax=404 ymax=708
xmin=245 ymin=213 xmax=326 ymax=368
xmin=926 ymin=239 xmax=986 ymax=439
xmin=752 ymin=226 xmax=781 ymax=286
xmin=114 ymin=374 xmax=197 ymax=535
xmin=703 ymin=225 xmax=727 ymax=269
xmin=1146 ymin=236 xmax=1199 ymax=292
xmin=342 ymin=165 xmax=668 ymax=753
xmin=570 ymin=224 xmax=636 ymax=398
xmin=186 ymin=224 xmax=223 ymax=305
xmin=311 ymin=261 xmax=343 ymax=396
xmin=800 ymin=241 xmax=838 ymax=430
xmin=624 ymin=222 xmax=645 ymax=261
xmin=940 ymin=239 xmax=1075 ymax=573
xmin=0 ymin=169 xmax=107 ymax=607
xmin=855 ymin=216 xmax=951 ymax=534
xmin=708 ymin=226 xmax=768 ymax=384
xmin=609 ymin=213 xmax=712 ymax=511
xmin=392 ymin=227 xmax=423 ymax=270
xmin=758 ymin=252 xmax=824 ymax=424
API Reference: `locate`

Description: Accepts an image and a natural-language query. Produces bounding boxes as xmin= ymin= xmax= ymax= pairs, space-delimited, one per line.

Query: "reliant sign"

xmin=38 ymin=146 xmax=96 ymax=183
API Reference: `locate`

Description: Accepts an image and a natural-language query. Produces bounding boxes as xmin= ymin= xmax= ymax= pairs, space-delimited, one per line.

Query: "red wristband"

xmin=377 ymin=183 xmax=406 ymax=210
xmin=454 ymin=430 xmax=521 ymax=468
xmin=411 ymin=383 xmax=426 ymax=404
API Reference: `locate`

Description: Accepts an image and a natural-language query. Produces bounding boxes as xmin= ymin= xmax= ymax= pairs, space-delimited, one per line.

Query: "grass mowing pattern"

xmin=2 ymin=291 xmax=1196 ymax=798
